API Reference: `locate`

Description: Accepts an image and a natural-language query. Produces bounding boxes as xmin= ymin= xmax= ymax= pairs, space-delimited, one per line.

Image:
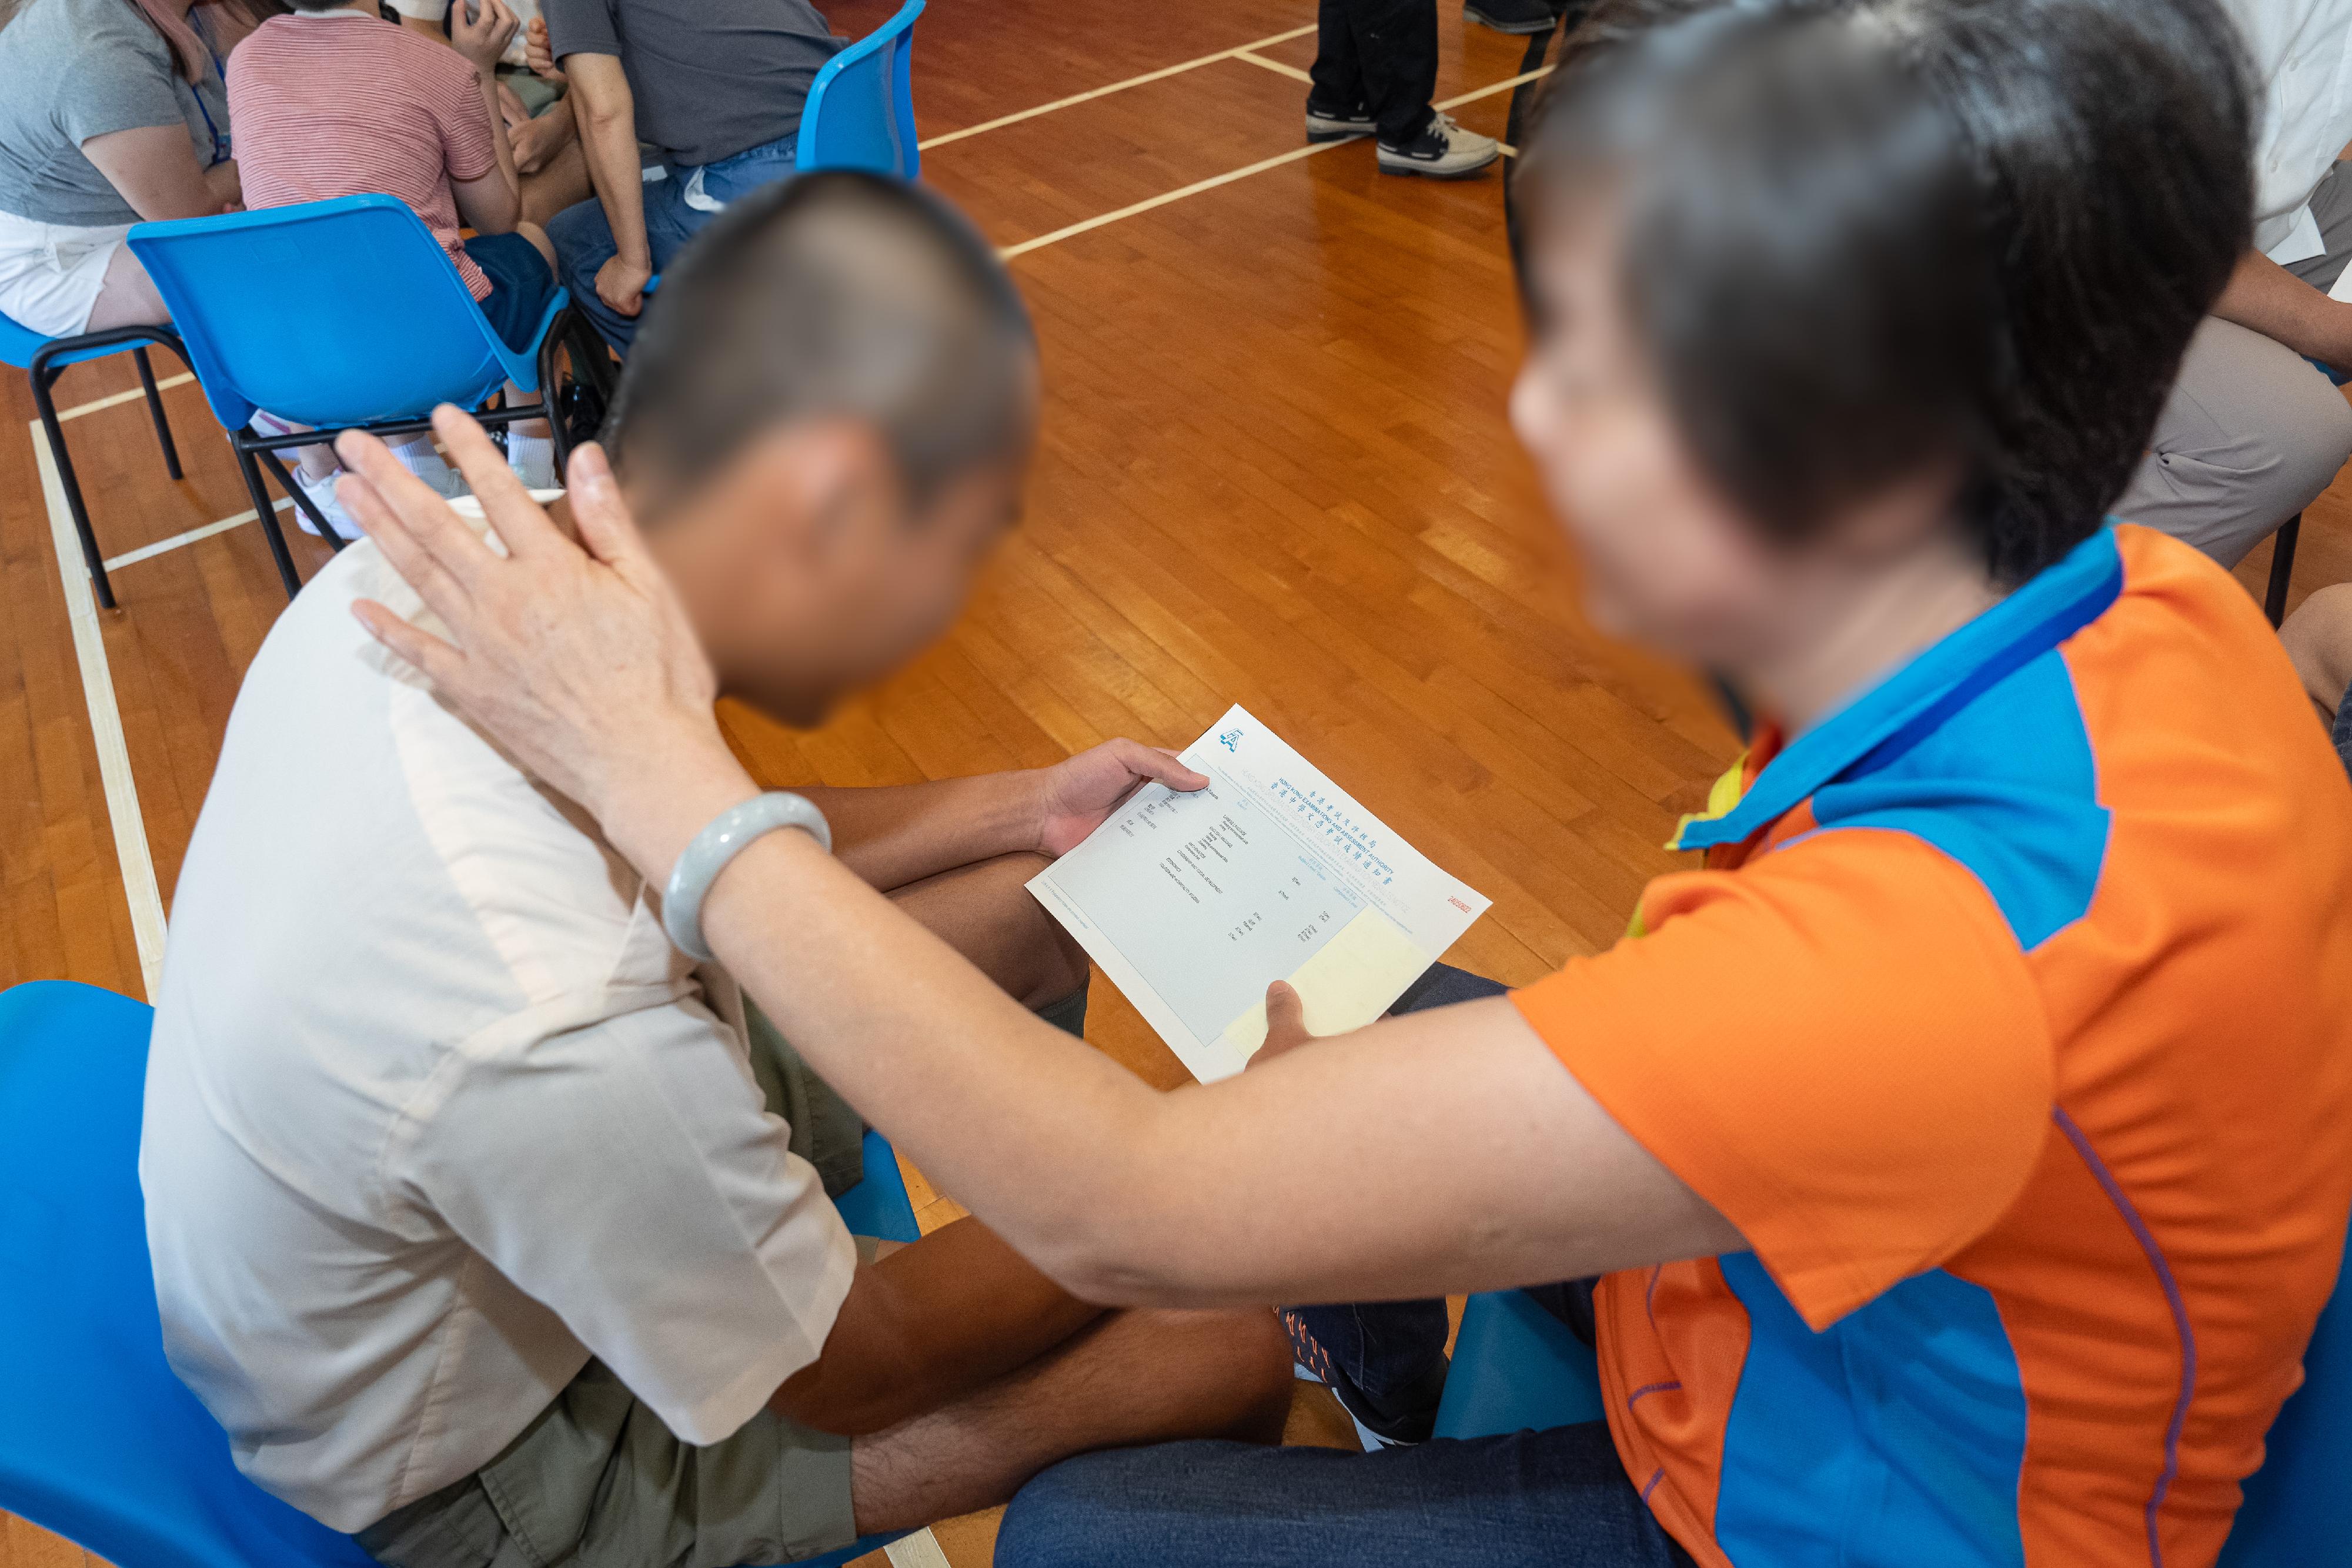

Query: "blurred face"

xmin=640 ymin=382 xmax=1038 ymax=727
xmin=1508 ymin=199 xmax=1959 ymax=683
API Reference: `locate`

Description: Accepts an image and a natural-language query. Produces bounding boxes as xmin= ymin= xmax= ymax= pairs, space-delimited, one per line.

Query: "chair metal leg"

xmin=232 ymin=439 xmax=305 ymax=601
xmin=133 ymin=347 xmax=182 ymax=480
xmin=540 ymin=306 xmax=576 ymax=479
xmin=256 ymin=446 xmax=346 ymax=551
xmin=28 ymin=366 xmax=115 ymax=610
xmin=2267 ymin=511 xmax=2302 ymax=627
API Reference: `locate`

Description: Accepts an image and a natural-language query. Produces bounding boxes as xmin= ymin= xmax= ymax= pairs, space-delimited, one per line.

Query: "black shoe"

xmin=1282 ymin=1309 xmax=1449 ymax=1449
xmin=1465 ymin=0 xmax=1558 ymax=34
xmin=1306 ymin=101 xmax=1377 ymax=142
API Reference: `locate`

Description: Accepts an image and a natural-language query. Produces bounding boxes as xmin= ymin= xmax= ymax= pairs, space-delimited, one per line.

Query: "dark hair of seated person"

xmin=1517 ymin=0 xmax=2254 ymax=587
xmin=600 ymin=170 xmax=1038 ymax=521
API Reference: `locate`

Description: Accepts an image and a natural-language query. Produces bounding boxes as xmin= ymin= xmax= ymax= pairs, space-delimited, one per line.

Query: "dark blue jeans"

xmin=546 ymin=133 xmax=799 ymax=355
xmin=994 ymin=964 xmax=1695 ymax=1568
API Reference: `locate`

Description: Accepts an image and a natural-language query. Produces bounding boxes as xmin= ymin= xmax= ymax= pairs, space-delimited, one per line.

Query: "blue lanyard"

xmin=191 ymin=80 xmax=229 ymax=165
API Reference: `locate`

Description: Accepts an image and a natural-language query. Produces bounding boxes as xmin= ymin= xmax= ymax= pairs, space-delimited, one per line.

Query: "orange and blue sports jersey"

xmin=1512 ymin=524 xmax=2352 ymax=1567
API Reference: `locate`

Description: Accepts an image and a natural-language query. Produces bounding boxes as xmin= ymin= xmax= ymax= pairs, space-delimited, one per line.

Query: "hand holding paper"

xmin=1028 ymin=707 xmax=1491 ymax=1081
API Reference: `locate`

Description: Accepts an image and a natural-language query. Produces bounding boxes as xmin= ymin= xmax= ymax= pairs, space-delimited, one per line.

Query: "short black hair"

xmin=605 ymin=172 xmax=1037 ymax=513
xmin=1519 ymin=0 xmax=2254 ymax=585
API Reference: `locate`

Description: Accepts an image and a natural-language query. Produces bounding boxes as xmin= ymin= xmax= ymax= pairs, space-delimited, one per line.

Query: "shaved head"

xmin=606 ymin=172 xmax=1037 ymax=519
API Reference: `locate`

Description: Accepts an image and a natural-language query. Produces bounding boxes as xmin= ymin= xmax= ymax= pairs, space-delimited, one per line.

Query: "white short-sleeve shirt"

xmin=139 ymin=536 xmax=856 ymax=1533
xmin=2224 ymin=0 xmax=2352 ymax=264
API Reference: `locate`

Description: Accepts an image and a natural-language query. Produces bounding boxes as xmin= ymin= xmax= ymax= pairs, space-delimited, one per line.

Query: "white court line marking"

xmin=1437 ymin=63 xmax=1553 ymax=111
xmin=998 ymin=65 xmax=1553 ymax=262
xmin=102 ymin=497 xmax=289 ymax=573
xmin=884 ymin=1529 xmax=953 ymax=1568
xmin=32 ymin=421 xmax=166 ymax=999
xmin=918 ymin=23 xmax=1318 ymax=149
xmin=1232 ymin=49 xmax=1314 ymax=84
xmin=1000 ymin=139 xmax=1348 ymax=260
xmin=56 ymin=370 xmax=196 ymax=424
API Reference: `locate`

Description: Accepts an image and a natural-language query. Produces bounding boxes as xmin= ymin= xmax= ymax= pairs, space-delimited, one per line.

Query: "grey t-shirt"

xmin=0 ymin=0 xmax=230 ymax=226
xmin=543 ymin=0 xmax=841 ymax=169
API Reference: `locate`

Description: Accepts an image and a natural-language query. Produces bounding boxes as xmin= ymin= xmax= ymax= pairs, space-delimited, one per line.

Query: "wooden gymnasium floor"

xmin=4 ymin=2 xmax=2349 ymax=1564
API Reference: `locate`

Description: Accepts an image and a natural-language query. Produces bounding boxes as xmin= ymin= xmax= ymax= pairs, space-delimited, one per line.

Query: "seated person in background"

xmin=383 ymin=0 xmax=594 ymax=226
xmin=2113 ymin=0 xmax=2352 ymax=567
xmin=538 ymin=0 xmax=844 ymax=353
xmin=229 ymin=0 xmax=561 ymax=530
xmin=0 ymin=0 xmax=239 ymax=336
xmin=139 ymin=173 xmax=1292 ymax=1568
xmin=2281 ymin=582 xmax=2352 ymax=775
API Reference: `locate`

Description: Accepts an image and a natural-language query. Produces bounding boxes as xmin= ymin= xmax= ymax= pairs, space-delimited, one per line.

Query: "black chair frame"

xmin=2267 ymin=512 xmax=2302 ymax=628
xmin=27 ymin=326 xmax=192 ymax=611
xmin=230 ymin=307 xmax=599 ymax=600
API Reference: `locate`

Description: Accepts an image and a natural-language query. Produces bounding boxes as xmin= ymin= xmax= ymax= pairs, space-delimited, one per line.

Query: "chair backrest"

xmin=126 ymin=196 xmax=527 ymax=433
xmin=796 ymin=0 xmax=924 ymax=179
xmin=2218 ymin=1216 xmax=2352 ymax=1563
xmin=0 ymin=981 xmax=376 ymax=1568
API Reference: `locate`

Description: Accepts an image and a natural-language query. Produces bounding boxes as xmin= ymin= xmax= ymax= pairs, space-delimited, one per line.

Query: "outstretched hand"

xmin=338 ymin=406 xmax=754 ymax=877
xmin=1033 ymin=738 xmax=1208 ymax=856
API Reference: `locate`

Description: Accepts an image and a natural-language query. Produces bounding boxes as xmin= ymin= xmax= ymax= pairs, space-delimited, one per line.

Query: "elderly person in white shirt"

xmin=2116 ymin=0 xmax=2352 ymax=565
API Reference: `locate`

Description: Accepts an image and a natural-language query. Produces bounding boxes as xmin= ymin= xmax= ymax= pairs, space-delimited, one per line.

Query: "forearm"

xmin=478 ymin=71 xmax=522 ymax=202
xmin=2211 ymin=248 xmax=2352 ymax=366
xmin=572 ymin=69 xmax=649 ymax=266
xmin=797 ymin=772 xmax=1042 ymax=891
xmin=771 ymin=1216 xmax=1105 ymax=1434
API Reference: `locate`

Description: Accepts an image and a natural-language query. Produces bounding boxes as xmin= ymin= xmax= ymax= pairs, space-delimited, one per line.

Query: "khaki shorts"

xmin=356 ymin=984 xmax=1090 ymax=1567
xmin=356 ymin=1358 xmax=857 ymax=1568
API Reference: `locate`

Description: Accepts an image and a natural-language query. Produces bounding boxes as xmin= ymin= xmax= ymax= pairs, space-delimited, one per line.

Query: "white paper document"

xmin=1028 ymin=706 xmax=1492 ymax=1082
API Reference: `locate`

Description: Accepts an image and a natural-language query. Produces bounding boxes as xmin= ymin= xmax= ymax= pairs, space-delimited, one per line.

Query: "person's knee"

xmin=514 ymin=220 xmax=556 ymax=270
xmin=2263 ymin=373 xmax=2352 ymax=521
xmin=543 ymin=198 xmax=609 ymax=283
xmin=2281 ymin=582 xmax=2352 ymax=716
xmin=994 ymin=1450 xmax=1144 ymax=1568
xmin=1158 ymin=1306 xmax=1295 ymax=1446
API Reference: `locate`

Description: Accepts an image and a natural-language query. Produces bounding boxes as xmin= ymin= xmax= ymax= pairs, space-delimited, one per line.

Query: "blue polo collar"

xmin=1670 ymin=526 xmax=2125 ymax=852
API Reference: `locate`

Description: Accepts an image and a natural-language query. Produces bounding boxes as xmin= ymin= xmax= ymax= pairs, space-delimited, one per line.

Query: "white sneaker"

xmin=1377 ymin=111 xmax=1501 ymax=179
xmin=289 ymin=467 xmax=357 ymax=542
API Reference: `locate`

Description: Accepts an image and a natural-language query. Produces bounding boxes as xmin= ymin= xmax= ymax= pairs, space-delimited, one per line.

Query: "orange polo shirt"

xmin=1513 ymin=524 xmax=2352 ymax=1567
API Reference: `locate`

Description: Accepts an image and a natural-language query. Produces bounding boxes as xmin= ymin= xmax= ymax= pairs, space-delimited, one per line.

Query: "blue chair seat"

xmin=0 ymin=980 xmax=918 ymax=1568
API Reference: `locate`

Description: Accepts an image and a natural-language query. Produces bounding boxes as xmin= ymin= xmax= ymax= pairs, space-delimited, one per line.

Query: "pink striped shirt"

xmin=229 ymin=11 xmax=499 ymax=299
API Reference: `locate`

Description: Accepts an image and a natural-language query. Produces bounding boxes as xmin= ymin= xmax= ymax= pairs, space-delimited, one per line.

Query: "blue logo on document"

xmin=1218 ymin=728 xmax=1242 ymax=753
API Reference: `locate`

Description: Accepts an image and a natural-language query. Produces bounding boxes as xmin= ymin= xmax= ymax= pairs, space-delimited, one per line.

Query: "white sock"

xmin=391 ymin=437 xmax=463 ymax=497
xmin=507 ymin=432 xmax=557 ymax=490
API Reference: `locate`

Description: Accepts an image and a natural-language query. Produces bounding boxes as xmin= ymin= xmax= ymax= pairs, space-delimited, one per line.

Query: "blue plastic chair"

xmin=1431 ymin=1289 xmax=1602 ymax=1441
xmin=1 ymin=311 xmax=191 ymax=610
xmin=126 ymin=196 xmax=586 ymax=599
xmin=2219 ymin=1218 xmax=2352 ymax=1563
xmin=0 ymin=979 xmax=918 ymax=1568
xmin=1436 ymin=1260 xmax=2352 ymax=1557
xmin=798 ymin=0 xmax=924 ymax=178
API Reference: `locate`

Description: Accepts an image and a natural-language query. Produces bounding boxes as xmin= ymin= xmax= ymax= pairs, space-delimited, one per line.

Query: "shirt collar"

xmin=1670 ymin=525 xmax=2125 ymax=852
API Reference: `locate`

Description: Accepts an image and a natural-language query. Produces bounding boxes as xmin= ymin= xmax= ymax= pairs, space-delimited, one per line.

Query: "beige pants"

xmin=2117 ymin=163 xmax=2352 ymax=568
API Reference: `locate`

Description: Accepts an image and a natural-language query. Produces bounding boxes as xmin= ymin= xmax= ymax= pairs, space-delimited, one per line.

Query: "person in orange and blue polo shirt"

xmin=325 ymin=1 xmax=2352 ymax=1565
